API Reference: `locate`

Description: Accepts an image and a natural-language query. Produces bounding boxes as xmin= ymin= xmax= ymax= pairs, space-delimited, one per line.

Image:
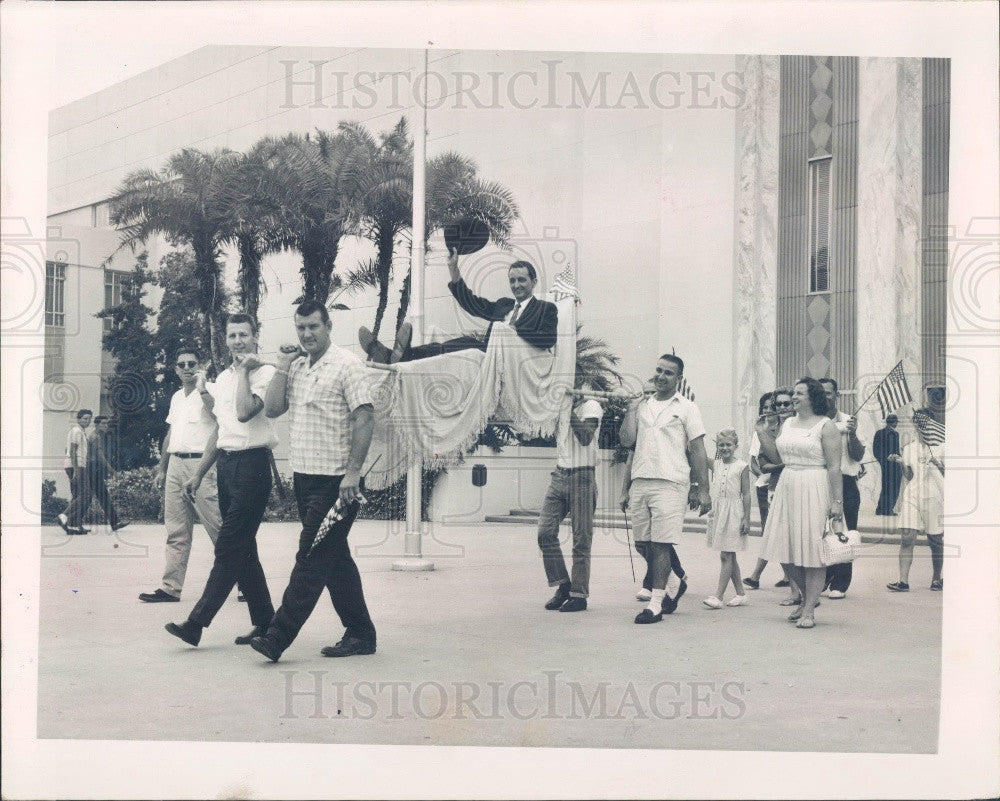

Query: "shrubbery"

xmin=106 ymin=466 xmax=163 ymax=522
xmin=41 ymin=479 xmax=68 ymax=524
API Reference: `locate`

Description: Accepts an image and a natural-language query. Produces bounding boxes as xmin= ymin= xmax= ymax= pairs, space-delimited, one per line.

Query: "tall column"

xmin=732 ymin=54 xmax=780 ymax=441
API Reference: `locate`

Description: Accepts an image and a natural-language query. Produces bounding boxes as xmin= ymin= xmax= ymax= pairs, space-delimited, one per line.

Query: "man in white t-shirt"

xmin=887 ymin=408 xmax=945 ymax=592
xmin=820 ymin=378 xmax=866 ymax=599
xmin=139 ymin=348 xmax=224 ymax=603
xmin=619 ymin=354 xmax=711 ymax=624
xmin=537 ymin=382 xmax=604 ymax=613
xmin=165 ymin=314 xmax=278 ymax=648
xmin=57 ymin=408 xmax=94 ymax=535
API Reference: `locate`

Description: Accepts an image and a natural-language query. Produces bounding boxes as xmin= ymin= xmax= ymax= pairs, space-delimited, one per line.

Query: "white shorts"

xmin=899 ymin=493 xmax=943 ymax=535
xmin=628 ymin=478 xmax=687 ymax=544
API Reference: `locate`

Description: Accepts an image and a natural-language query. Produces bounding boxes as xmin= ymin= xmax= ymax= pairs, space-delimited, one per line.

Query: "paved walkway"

xmin=37 ymin=520 xmax=942 ymax=751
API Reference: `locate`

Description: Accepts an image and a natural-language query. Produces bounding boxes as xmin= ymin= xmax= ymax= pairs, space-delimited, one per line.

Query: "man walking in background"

xmin=57 ymin=409 xmax=93 ymax=536
xmin=873 ymin=414 xmax=902 ymax=515
xmin=86 ymin=415 xmax=125 ymax=532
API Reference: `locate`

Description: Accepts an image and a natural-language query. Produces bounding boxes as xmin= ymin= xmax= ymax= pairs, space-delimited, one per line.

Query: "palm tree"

xmin=109 ymin=147 xmax=241 ymax=368
xmin=575 ymin=327 xmax=625 ymax=392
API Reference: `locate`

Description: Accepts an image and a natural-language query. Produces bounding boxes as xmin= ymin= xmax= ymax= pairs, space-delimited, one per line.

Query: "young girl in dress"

xmin=703 ymin=429 xmax=752 ymax=609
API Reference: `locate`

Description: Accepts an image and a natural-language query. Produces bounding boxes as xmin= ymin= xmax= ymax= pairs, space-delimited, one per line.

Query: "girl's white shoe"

xmin=726 ymin=595 xmax=749 ymax=607
xmin=702 ymin=596 xmax=723 ymax=609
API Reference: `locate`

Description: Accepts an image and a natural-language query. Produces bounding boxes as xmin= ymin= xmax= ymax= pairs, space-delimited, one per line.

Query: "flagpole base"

xmin=392 ymin=557 xmax=435 ymax=572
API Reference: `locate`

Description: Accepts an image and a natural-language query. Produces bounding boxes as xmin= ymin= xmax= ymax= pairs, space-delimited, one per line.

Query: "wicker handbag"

xmin=820 ymin=515 xmax=862 ymax=565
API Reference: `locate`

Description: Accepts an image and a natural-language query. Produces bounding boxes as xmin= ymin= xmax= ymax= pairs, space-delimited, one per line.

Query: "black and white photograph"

xmin=2 ymin=1 xmax=998 ymax=798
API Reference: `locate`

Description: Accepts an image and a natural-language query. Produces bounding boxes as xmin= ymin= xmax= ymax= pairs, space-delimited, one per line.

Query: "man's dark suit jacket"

xmin=449 ymin=278 xmax=559 ymax=351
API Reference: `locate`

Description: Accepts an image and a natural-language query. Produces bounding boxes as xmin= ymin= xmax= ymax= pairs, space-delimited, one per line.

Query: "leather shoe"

xmin=250 ymin=635 xmax=283 ymax=662
xmin=634 ymin=608 xmax=663 ymax=624
xmin=321 ymin=636 xmax=376 ymax=657
xmin=359 ymin=327 xmax=391 ymax=364
xmin=544 ymin=584 xmax=571 ymax=610
xmin=390 ymin=322 xmax=412 ymax=364
xmin=112 ymin=520 xmax=131 ymax=532
xmin=165 ymin=620 xmax=202 ymax=646
xmin=559 ymin=597 xmax=587 ymax=612
xmin=139 ymin=589 xmax=180 ymax=603
xmin=235 ymin=625 xmax=266 ymax=645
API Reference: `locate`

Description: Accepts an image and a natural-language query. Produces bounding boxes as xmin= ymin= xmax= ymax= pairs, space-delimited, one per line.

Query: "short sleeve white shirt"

xmin=833 ymin=410 xmax=866 ymax=477
xmin=631 ymin=393 xmax=706 ymax=484
xmin=748 ymin=432 xmax=771 ymax=488
xmin=556 ymin=398 xmax=603 ymax=469
xmin=63 ymin=424 xmax=88 ymax=468
xmin=208 ymin=363 xmax=278 ymax=451
xmin=166 ymin=386 xmax=216 ymax=453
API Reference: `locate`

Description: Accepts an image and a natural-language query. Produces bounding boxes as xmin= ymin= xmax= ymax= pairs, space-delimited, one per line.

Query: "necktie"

xmin=510 ymin=302 xmax=521 ymax=324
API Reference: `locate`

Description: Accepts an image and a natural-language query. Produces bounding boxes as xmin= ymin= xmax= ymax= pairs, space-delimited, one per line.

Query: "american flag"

xmin=875 ymin=361 xmax=913 ymax=418
xmin=550 ymin=264 xmax=579 ymax=302
xmin=914 ymin=412 xmax=945 ymax=446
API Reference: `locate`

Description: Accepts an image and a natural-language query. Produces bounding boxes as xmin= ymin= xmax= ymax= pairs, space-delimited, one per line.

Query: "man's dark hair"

xmin=509 ymin=260 xmax=537 ymax=281
xmin=172 ymin=347 xmax=201 ymax=365
xmin=773 ymin=386 xmax=793 ymax=399
xmin=820 ymin=377 xmax=839 ymax=394
xmin=76 ymin=409 xmax=93 ymax=419
xmin=94 ymin=415 xmax=110 ymax=425
xmin=796 ymin=377 xmax=829 ymax=416
xmin=757 ymin=391 xmax=773 ymax=415
xmin=225 ymin=312 xmax=258 ymax=335
xmin=886 ymin=414 xmax=898 ymax=423
xmin=295 ymin=299 xmax=330 ymax=324
xmin=658 ymin=353 xmax=684 ymax=375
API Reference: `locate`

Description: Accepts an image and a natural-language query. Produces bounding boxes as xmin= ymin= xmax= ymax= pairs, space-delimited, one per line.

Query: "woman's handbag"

xmin=820 ymin=515 xmax=862 ymax=565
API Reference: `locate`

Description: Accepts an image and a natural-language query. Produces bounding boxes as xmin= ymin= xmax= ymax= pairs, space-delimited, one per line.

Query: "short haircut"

xmin=772 ymin=386 xmax=794 ymax=400
xmin=76 ymin=409 xmax=93 ymax=419
xmin=658 ymin=353 xmax=685 ymax=374
xmin=295 ymin=299 xmax=330 ymax=324
xmin=508 ymin=260 xmax=537 ymax=281
xmin=225 ymin=312 xmax=258 ymax=335
xmin=796 ymin=377 xmax=829 ymax=416
xmin=172 ymin=346 xmax=201 ymax=364
xmin=758 ymin=391 xmax=773 ymax=415
xmin=715 ymin=427 xmax=739 ymax=446
xmin=886 ymin=413 xmax=898 ymax=423
xmin=94 ymin=415 xmax=110 ymax=425
xmin=820 ymin=377 xmax=839 ymax=394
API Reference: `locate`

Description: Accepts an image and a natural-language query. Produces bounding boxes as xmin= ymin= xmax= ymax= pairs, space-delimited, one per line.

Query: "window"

xmin=808 ymin=157 xmax=831 ymax=293
xmin=104 ymin=270 xmax=129 ymax=331
xmin=92 ymin=201 xmax=110 ymax=228
xmin=45 ymin=262 xmax=66 ymax=326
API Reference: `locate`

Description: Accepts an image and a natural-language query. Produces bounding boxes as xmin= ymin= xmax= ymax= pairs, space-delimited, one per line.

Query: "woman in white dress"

xmin=755 ymin=377 xmax=843 ymax=629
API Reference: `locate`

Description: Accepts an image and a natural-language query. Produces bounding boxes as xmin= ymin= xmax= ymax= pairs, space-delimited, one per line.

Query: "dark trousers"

xmin=825 ymin=475 xmax=860 ymax=592
xmin=537 ymin=468 xmax=597 ymax=598
xmin=756 ymin=485 xmax=770 ymax=530
xmin=876 ymin=459 xmax=902 ymax=514
xmin=640 ymin=544 xmax=685 ymax=591
xmin=63 ymin=467 xmax=93 ymax=527
xmin=266 ymin=473 xmax=376 ymax=652
xmin=189 ymin=448 xmax=274 ymax=628
xmin=402 ymin=335 xmax=486 ymax=362
xmin=87 ymin=467 xmax=119 ymax=529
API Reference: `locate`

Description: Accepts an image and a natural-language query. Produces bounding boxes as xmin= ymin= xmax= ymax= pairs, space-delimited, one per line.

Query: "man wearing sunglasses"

xmin=139 ymin=348 xmax=223 ymax=604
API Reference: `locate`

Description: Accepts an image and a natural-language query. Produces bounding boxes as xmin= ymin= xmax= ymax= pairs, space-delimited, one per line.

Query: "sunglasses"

xmin=775 ymin=401 xmax=793 ymax=407
xmin=176 ymin=361 xmax=198 ymax=368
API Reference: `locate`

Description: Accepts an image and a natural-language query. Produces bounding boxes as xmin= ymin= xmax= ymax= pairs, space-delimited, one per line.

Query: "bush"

xmin=263 ymin=473 xmax=298 ymax=522
xmin=107 ymin=466 xmax=163 ymax=522
xmin=41 ymin=479 xmax=68 ymax=523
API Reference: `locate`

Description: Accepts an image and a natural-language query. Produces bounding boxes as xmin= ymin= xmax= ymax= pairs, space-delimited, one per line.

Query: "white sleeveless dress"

xmin=760 ymin=417 xmax=831 ymax=568
xmin=705 ymin=458 xmax=749 ymax=551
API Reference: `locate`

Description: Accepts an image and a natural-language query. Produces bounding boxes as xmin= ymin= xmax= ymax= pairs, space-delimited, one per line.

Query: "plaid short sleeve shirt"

xmin=286 ymin=344 xmax=373 ymax=475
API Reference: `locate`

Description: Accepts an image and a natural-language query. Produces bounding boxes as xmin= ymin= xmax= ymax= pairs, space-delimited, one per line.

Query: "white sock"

xmin=665 ymin=572 xmax=681 ymax=597
xmin=647 ymin=589 xmax=666 ymax=613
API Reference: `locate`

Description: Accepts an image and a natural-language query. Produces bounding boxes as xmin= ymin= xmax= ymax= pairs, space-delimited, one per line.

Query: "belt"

xmin=556 ymin=466 xmax=595 ymax=474
xmin=172 ymin=452 xmax=203 ymax=459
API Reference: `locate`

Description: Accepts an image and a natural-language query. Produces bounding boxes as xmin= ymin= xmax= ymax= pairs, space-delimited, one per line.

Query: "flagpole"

xmin=854 ymin=359 xmax=909 ymax=416
xmin=393 ymin=49 xmax=434 ymax=572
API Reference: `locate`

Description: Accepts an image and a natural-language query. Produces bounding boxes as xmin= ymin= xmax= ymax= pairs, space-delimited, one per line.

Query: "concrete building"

xmin=44 ymin=47 xmax=948 ymax=518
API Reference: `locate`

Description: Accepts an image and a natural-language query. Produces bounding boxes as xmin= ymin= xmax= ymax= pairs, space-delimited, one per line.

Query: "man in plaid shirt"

xmin=249 ymin=300 xmax=378 ymax=662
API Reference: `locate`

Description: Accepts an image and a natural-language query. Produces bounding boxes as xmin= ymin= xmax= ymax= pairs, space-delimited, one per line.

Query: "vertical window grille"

xmin=45 ymin=262 xmax=66 ymax=326
xmin=809 ymin=157 xmax=831 ymax=293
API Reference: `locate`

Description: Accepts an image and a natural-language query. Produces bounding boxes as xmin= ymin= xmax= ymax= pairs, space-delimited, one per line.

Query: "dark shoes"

xmin=359 ymin=327 xmax=392 ymax=364
xmin=742 ymin=577 xmax=760 ymax=590
xmin=321 ymin=636 xmax=376 ymax=658
xmin=390 ymin=322 xmax=412 ymax=364
xmin=662 ymin=577 xmax=688 ymax=614
xmin=930 ymin=579 xmax=943 ymax=591
xmin=111 ymin=520 xmax=131 ymax=532
xmin=237 ymin=594 xmax=247 ymax=603
xmin=775 ymin=578 xmax=790 ymax=588
xmin=559 ymin=597 xmax=587 ymax=612
xmin=139 ymin=589 xmax=180 ymax=603
xmin=235 ymin=625 xmax=266 ymax=645
xmin=635 ymin=609 xmax=663 ymax=624
xmin=165 ymin=620 xmax=203 ymax=646
xmin=250 ymin=635 xmax=283 ymax=663
xmin=887 ymin=581 xmax=909 ymax=592
xmin=545 ymin=584 xmax=571 ymax=610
